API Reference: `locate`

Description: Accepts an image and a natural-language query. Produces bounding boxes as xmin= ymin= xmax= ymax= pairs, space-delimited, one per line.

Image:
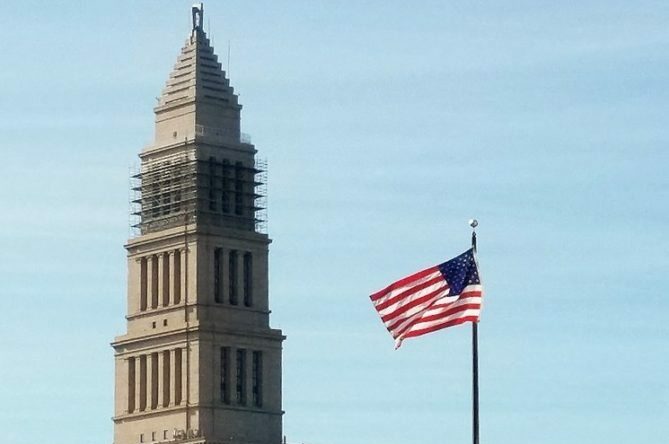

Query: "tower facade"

xmin=112 ymin=6 xmax=284 ymax=444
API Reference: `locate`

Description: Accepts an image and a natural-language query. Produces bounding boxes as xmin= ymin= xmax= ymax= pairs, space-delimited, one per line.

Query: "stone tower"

xmin=112 ymin=5 xmax=284 ymax=444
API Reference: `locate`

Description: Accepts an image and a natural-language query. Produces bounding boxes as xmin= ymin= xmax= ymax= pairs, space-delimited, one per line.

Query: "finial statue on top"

xmin=192 ymin=3 xmax=204 ymax=32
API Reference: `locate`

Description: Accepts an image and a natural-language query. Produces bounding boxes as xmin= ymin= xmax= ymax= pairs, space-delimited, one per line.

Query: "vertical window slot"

xmin=173 ymin=250 xmax=181 ymax=304
xmin=140 ymin=257 xmax=148 ymax=311
xmin=220 ymin=347 xmax=230 ymax=404
xmin=252 ymin=351 xmax=262 ymax=407
xmin=175 ymin=349 xmax=183 ymax=405
xmin=243 ymin=252 xmax=253 ymax=307
xmin=127 ymin=357 xmax=136 ymax=413
xmin=229 ymin=251 xmax=238 ymax=305
xmin=214 ymin=248 xmax=222 ymax=303
xmin=236 ymin=349 xmax=246 ymax=405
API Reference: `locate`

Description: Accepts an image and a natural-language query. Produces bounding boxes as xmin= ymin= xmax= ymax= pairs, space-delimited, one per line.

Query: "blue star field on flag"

xmin=437 ymin=248 xmax=480 ymax=298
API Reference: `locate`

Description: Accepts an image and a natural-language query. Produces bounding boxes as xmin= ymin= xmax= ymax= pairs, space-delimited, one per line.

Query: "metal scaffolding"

xmin=130 ymin=147 xmax=267 ymax=236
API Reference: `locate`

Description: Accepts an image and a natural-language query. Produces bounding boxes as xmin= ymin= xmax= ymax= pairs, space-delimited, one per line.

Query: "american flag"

xmin=370 ymin=249 xmax=483 ymax=348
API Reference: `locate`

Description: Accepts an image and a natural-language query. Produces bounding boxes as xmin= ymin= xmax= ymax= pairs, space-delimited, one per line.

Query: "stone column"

xmin=181 ymin=347 xmax=189 ymax=407
xmin=157 ymin=350 xmax=164 ymax=408
xmin=169 ymin=349 xmax=177 ymax=407
xmin=213 ymin=344 xmax=220 ymax=404
xmin=129 ymin=258 xmax=140 ymax=315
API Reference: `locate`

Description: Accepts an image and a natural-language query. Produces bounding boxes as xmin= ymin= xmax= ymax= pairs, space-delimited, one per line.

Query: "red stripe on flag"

xmin=381 ymin=289 xmax=444 ymax=323
xmin=374 ymin=274 xmax=445 ymax=311
xmin=370 ymin=265 xmax=439 ymax=301
xmin=414 ymin=303 xmax=481 ymax=325
xmin=402 ymin=316 xmax=480 ymax=340
xmin=392 ymin=297 xmax=481 ymax=338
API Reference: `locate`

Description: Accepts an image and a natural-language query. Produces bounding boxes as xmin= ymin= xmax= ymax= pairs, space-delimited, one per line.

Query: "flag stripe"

xmin=392 ymin=297 xmax=481 ymax=338
xmin=410 ymin=303 xmax=481 ymax=327
xmin=390 ymin=287 xmax=482 ymax=338
xmin=374 ymin=273 xmax=445 ymax=311
xmin=378 ymin=279 xmax=448 ymax=320
xmin=402 ymin=315 xmax=480 ymax=340
xmin=370 ymin=266 xmax=440 ymax=302
xmin=385 ymin=286 xmax=453 ymax=333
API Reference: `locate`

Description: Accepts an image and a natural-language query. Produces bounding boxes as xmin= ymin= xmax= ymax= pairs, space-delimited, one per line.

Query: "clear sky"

xmin=0 ymin=1 xmax=667 ymax=443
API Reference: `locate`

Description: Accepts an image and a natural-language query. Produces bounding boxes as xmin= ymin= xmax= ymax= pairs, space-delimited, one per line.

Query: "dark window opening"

xmin=236 ymin=349 xmax=246 ymax=405
xmin=175 ymin=349 xmax=183 ymax=405
xmin=222 ymin=159 xmax=231 ymax=213
xmin=229 ymin=251 xmax=238 ymax=305
xmin=140 ymin=257 xmax=148 ymax=311
xmin=214 ymin=248 xmax=222 ymax=303
xmin=220 ymin=347 xmax=230 ymax=404
xmin=234 ymin=162 xmax=243 ymax=216
xmin=252 ymin=351 xmax=262 ymax=407
xmin=209 ymin=157 xmax=217 ymax=211
xmin=243 ymin=253 xmax=253 ymax=307
xmin=173 ymin=250 xmax=181 ymax=304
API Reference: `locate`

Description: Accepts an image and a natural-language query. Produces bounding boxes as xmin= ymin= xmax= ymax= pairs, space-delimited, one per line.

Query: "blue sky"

xmin=0 ymin=1 xmax=668 ymax=443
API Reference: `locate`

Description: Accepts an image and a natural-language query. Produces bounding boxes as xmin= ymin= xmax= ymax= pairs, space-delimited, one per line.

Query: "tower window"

xmin=175 ymin=349 xmax=183 ymax=405
xmin=162 ymin=253 xmax=170 ymax=306
xmin=140 ymin=257 xmax=148 ymax=311
xmin=151 ymin=255 xmax=159 ymax=309
xmin=209 ymin=157 xmax=217 ymax=211
xmin=252 ymin=351 xmax=262 ymax=407
xmin=173 ymin=250 xmax=181 ymax=304
xmin=139 ymin=355 xmax=147 ymax=411
xmin=163 ymin=350 xmax=171 ymax=407
xmin=236 ymin=349 xmax=246 ymax=405
xmin=229 ymin=250 xmax=238 ymax=305
xmin=214 ymin=248 xmax=222 ymax=303
xmin=127 ymin=357 xmax=136 ymax=413
xmin=234 ymin=162 xmax=243 ymax=216
xmin=220 ymin=347 xmax=230 ymax=404
xmin=222 ymin=159 xmax=231 ymax=213
xmin=243 ymin=252 xmax=253 ymax=307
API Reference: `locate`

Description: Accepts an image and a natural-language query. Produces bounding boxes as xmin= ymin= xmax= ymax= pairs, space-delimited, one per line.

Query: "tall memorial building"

xmin=112 ymin=5 xmax=284 ymax=444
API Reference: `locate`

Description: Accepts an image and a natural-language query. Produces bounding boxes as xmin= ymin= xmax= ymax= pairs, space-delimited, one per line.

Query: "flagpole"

xmin=469 ymin=219 xmax=479 ymax=444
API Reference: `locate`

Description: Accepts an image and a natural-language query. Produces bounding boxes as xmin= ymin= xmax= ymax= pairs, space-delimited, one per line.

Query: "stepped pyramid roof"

xmin=157 ymin=29 xmax=240 ymax=111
